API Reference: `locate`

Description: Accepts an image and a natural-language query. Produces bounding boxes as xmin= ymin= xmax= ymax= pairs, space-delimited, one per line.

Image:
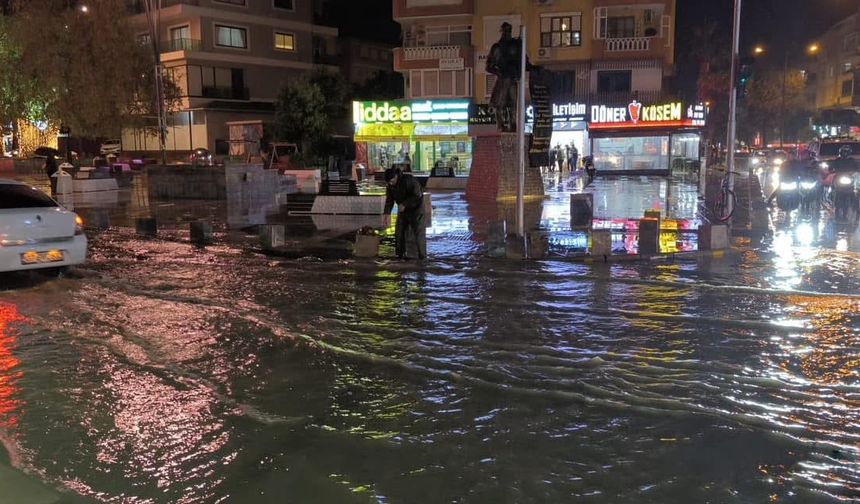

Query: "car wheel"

xmin=36 ymin=266 xmax=70 ymax=279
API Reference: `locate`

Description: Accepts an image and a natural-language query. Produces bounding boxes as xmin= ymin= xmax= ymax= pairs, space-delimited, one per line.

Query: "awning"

xmin=816 ymin=108 xmax=860 ymax=127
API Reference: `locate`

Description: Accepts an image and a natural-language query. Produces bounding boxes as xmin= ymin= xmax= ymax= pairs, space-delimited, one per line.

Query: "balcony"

xmin=393 ymin=0 xmax=473 ymax=20
xmin=394 ymin=45 xmax=473 ymax=72
xmin=202 ymin=86 xmax=250 ymax=101
xmin=129 ymin=0 xmax=198 ymax=14
xmin=402 ymin=46 xmax=461 ymax=62
xmin=606 ymin=37 xmax=651 ymax=53
xmin=577 ymin=90 xmax=671 ymax=107
xmin=163 ymin=38 xmax=202 ymax=53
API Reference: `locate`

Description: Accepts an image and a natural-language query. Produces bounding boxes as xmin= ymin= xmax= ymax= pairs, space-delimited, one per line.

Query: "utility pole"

xmin=516 ymin=25 xmax=527 ymax=241
xmin=726 ymin=0 xmax=742 ymax=221
xmin=780 ymin=48 xmax=787 ymax=148
xmin=142 ymin=0 xmax=167 ymax=165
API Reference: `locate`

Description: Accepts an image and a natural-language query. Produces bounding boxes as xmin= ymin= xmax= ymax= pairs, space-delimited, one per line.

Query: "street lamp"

xmin=752 ymin=43 xmax=818 ymax=147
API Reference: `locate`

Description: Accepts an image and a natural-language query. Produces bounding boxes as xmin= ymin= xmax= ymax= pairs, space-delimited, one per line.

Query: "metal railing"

xmin=400 ymin=45 xmax=461 ymax=61
xmin=163 ymin=38 xmax=202 ymax=52
xmin=605 ymin=37 xmax=652 ymax=52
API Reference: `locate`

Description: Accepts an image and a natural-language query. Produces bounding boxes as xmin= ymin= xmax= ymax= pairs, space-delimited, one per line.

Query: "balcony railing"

xmin=129 ymin=0 xmax=198 ymax=14
xmin=163 ymin=38 xmax=202 ymax=53
xmin=401 ymin=45 xmax=461 ymax=62
xmin=577 ymin=90 xmax=670 ymax=106
xmin=202 ymin=86 xmax=250 ymax=100
xmin=605 ymin=37 xmax=652 ymax=53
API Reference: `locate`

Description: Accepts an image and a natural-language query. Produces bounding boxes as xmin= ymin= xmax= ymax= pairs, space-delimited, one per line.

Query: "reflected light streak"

xmin=0 ymin=303 xmax=24 ymax=430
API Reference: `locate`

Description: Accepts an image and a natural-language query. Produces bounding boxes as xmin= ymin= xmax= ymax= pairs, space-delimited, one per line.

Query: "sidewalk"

xmin=13 ymin=170 xmax=709 ymax=260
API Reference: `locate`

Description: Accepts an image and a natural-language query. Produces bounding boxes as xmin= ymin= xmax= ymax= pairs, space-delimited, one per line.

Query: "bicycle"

xmin=713 ymin=170 xmax=739 ymax=223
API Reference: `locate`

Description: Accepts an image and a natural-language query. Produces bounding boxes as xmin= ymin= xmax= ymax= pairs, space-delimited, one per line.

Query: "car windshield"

xmin=819 ymin=142 xmax=860 ymax=156
xmin=0 ymin=184 xmax=58 ymax=209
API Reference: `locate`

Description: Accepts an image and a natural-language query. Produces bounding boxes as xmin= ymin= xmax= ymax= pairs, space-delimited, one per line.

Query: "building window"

xmin=597 ymin=70 xmax=632 ymax=93
xmin=137 ymin=33 xmax=151 ymax=46
xmin=843 ymin=62 xmax=853 ymax=73
xmin=214 ymin=0 xmax=245 ymax=5
xmin=842 ymin=79 xmax=853 ymax=98
xmin=274 ymin=32 xmax=295 ymax=51
xmin=540 ymin=15 xmax=582 ymax=48
xmin=603 ymin=17 xmax=636 ymax=38
xmin=409 ymin=69 xmax=471 ymax=98
xmin=215 ymin=25 xmax=247 ymax=49
xmin=273 ymin=0 xmax=294 ymax=10
xmin=170 ymin=25 xmax=189 ymax=41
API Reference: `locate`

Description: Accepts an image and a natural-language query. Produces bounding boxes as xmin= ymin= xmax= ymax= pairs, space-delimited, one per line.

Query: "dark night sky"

xmin=330 ymin=0 xmax=860 ymax=93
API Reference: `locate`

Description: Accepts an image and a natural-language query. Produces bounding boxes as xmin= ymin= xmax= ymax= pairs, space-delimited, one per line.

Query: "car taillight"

xmin=75 ymin=215 xmax=84 ymax=235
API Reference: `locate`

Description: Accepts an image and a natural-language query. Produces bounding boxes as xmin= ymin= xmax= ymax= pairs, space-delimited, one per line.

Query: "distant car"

xmin=99 ymin=139 xmax=122 ymax=156
xmin=190 ymin=147 xmax=213 ymax=166
xmin=0 ymin=180 xmax=87 ymax=274
xmin=815 ymin=140 xmax=860 ymax=160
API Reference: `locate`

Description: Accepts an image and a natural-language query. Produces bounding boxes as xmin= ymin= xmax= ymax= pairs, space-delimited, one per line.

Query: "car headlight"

xmin=800 ymin=182 xmax=817 ymax=190
xmin=751 ymin=158 xmax=760 ymax=165
xmin=75 ymin=215 xmax=84 ymax=235
xmin=820 ymin=162 xmax=829 ymax=170
xmin=773 ymin=158 xmax=784 ymax=166
xmin=838 ymin=176 xmax=853 ymax=186
xmin=780 ymin=182 xmax=798 ymax=191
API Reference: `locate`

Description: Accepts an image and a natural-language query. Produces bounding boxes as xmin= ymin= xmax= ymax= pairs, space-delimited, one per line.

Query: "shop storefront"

xmin=353 ymin=100 xmax=472 ymax=175
xmin=526 ymin=101 xmax=590 ymax=158
xmin=588 ymin=101 xmax=706 ymax=175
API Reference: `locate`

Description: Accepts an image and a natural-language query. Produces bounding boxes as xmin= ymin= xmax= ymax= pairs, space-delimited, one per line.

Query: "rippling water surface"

xmin=0 ymin=231 xmax=858 ymax=503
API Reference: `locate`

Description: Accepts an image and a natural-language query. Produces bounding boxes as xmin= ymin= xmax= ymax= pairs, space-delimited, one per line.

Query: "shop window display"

xmin=593 ymin=136 xmax=669 ymax=172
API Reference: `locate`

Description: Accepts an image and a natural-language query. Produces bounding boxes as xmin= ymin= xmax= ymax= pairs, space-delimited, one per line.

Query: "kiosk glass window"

xmin=593 ymin=136 xmax=669 ymax=172
xmin=670 ymin=133 xmax=701 ymax=173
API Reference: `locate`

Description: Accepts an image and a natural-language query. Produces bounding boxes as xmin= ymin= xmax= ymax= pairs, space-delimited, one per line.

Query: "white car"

xmin=99 ymin=139 xmax=122 ymax=156
xmin=0 ymin=180 xmax=87 ymax=274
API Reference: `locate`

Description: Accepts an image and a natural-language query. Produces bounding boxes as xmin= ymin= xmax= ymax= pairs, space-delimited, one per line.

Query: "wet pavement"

xmin=0 ymin=170 xmax=859 ymax=503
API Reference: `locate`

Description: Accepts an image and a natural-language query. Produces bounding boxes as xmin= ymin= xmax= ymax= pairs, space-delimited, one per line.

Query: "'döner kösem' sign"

xmin=589 ymin=100 xmax=707 ymax=129
xmin=353 ymin=100 xmax=470 ymax=124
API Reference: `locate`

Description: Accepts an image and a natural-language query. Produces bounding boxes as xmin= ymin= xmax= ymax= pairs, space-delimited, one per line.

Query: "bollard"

xmin=487 ymin=222 xmax=507 ymax=258
xmin=570 ymin=193 xmax=593 ymax=229
xmin=53 ymin=167 xmax=73 ymax=197
xmin=190 ymin=221 xmax=214 ymax=247
xmin=590 ymin=229 xmax=612 ymax=257
xmin=698 ymin=223 xmax=729 ymax=250
xmin=259 ymin=224 xmax=285 ymax=250
xmin=638 ymin=218 xmax=660 ymax=255
xmin=136 ymin=217 xmax=158 ymax=238
xmin=527 ymin=231 xmax=549 ymax=259
xmin=92 ymin=210 xmax=110 ymax=231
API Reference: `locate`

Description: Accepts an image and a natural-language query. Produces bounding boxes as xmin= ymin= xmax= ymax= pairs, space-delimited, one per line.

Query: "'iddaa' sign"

xmin=353 ymin=100 xmax=470 ymax=124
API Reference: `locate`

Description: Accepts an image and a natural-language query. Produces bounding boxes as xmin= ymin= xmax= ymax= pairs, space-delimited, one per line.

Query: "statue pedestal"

xmin=466 ymin=133 xmax=544 ymax=203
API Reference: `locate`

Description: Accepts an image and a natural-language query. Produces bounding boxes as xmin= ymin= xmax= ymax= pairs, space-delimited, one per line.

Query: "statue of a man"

xmin=486 ymin=22 xmax=532 ymax=132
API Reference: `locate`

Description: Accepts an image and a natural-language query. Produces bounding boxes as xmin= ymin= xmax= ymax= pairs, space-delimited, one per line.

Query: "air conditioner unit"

xmin=536 ymin=47 xmax=553 ymax=60
xmin=536 ymin=0 xmax=554 ymax=5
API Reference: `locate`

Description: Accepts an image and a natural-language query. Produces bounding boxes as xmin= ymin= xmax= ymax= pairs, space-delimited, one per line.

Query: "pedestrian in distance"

xmin=570 ymin=143 xmax=579 ymax=171
xmin=383 ymin=167 xmax=426 ymax=260
xmin=44 ymin=153 xmax=58 ymax=196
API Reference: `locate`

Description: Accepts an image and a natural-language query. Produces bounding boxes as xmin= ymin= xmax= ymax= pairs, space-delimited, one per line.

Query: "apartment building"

xmin=385 ymin=0 xmax=699 ymax=175
xmin=340 ymin=37 xmax=395 ymax=85
xmin=812 ymin=8 xmax=860 ymax=136
xmin=392 ymin=0 xmax=676 ymax=104
xmin=124 ymin=0 xmax=338 ymax=156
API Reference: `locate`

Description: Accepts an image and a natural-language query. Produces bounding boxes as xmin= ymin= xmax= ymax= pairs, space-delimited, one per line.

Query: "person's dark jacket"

xmin=384 ymin=173 xmax=423 ymax=214
xmin=44 ymin=155 xmax=58 ymax=178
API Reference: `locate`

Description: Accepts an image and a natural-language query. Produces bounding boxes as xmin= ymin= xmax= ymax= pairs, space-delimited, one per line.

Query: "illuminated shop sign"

xmin=527 ymin=102 xmax=588 ymax=123
xmin=589 ymin=100 xmax=707 ymax=129
xmin=353 ymin=100 xmax=470 ymax=124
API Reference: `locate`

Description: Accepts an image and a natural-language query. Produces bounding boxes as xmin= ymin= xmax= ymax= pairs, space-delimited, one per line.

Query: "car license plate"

xmin=21 ymin=250 xmax=65 ymax=265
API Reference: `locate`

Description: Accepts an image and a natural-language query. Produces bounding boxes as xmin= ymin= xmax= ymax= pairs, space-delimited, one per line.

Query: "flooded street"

xmin=1 ymin=216 xmax=859 ymax=502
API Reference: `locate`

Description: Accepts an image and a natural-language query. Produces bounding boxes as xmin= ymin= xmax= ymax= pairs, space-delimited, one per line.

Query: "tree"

xmin=353 ymin=71 xmax=404 ymax=100
xmin=744 ymin=70 xmax=807 ymax=145
xmin=1 ymin=0 xmax=172 ymax=139
xmin=274 ymin=79 xmax=328 ymax=155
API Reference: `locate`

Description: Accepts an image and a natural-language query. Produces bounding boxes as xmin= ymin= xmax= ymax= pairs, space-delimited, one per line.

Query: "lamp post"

xmin=753 ymin=43 xmax=819 ymax=148
xmin=142 ymin=0 xmax=167 ymax=165
xmin=726 ymin=0 xmax=742 ymax=222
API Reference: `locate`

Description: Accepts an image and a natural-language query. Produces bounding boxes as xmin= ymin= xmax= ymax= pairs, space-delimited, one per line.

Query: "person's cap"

xmin=500 ymin=22 xmax=512 ymax=32
xmin=384 ymin=168 xmax=399 ymax=181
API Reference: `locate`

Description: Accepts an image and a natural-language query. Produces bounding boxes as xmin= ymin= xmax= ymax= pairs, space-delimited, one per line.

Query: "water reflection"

xmin=0 ymin=303 xmax=23 ymax=430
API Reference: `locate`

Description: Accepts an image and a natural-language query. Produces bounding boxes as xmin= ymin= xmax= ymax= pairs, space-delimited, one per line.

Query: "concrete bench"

xmin=310 ymin=195 xmax=387 ymax=215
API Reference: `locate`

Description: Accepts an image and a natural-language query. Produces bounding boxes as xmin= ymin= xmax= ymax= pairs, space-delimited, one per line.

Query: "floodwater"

xmin=1 ymin=224 xmax=859 ymax=503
